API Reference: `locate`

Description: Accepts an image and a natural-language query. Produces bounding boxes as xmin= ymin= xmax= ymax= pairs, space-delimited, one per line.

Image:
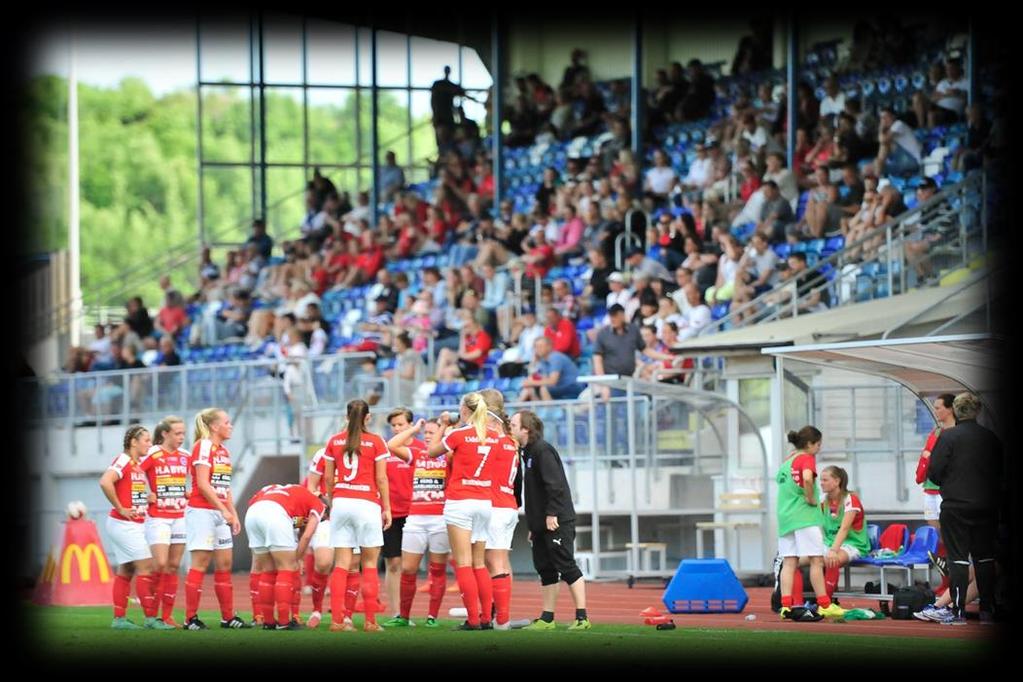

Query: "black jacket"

xmin=522 ymin=437 xmax=576 ymax=531
xmin=927 ymin=419 xmax=1004 ymax=515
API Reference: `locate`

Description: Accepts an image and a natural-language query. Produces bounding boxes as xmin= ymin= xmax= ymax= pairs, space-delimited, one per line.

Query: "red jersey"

xmin=409 ymin=440 xmax=446 ymax=516
xmin=463 ymin=329 xmax=493 ymax=369
xmin=248 ymin=484 xmax=326 ymax=529
xmin=441 ymin=425 xmax=503 ymax=501
xmin=386 ymin=441 xmax=416 ymax=518
xmin=303 ymin=447 xmax=329 ymax=496
xmin=187 ymin=439 xmax=232 ymax=510
xmin=323 ymin=429 xmax=390 ymax=505
xmin=789 ymin=452 xmax=817 ymax=488
xmin=915 ymin=426 xmax=944 ymax=494
xmin=824 ymin=492 xmax=865 ymax=533
xmin=545 ymin=318 xmax=580 ymax=358
xmin=107 ymin=453 xmax=148 ymax=523
xmin=139 ymin=445 xmax=190 ymax=519
xmin=488 ymin=435 xmax=521 ymax=510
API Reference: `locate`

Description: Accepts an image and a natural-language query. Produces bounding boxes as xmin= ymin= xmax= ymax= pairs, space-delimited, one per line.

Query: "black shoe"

xmin=262 ymin=622 xmax=277 ymax=630
xmin=452 ymin=621 xmax=481 ymax=631
xmin=479 ymin=621 xmax=494 ymax=630
xmin=184 ymin=616 xmax=208 ymax=630
xmin=221 ymin=615 xmax=253 ymax=629
xmin=276 ymin=619 xmax=303 ymax=631
xmin=928 ymin=551 xmax=948 ymax=578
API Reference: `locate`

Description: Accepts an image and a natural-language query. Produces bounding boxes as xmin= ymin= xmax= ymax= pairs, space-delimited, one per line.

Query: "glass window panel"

xmin=307 ymin=88 xmax=357 ymax=165
xmin=358 ymin=28 xmax=372 ymax=86
xmin=410 ymin=90 xmax=437 ymax=166
xmin=376 ymin=90 xmax=410 ymax=169
xmin=461 ymin=90 xmax=489 ymax=133
xmin=460 ymin=46 xmax=493 ymax=89
xmin=200 ymin=85 xmax=252 ymax=163
xmin=375 ymin=31 xmax=408 ymax=87
xmin=406 ymin=166 xmax=431 ymax=185
xmin=202 ymin=167 xmax=254 ymax=242
xmin=410 ymin=37 xmax=458 ymax=88
xmin=266 ymin=166 xmax=309 ymax=239
xmin=263 ymin=13 xmax=303 ymax=84
xmin=199 ymin=16 xmax=251 ymax=84
xmin=264 ymin=87 xmax=305 ymax=163
xmin=358 ymin=91 xmax=372 ymax=164
xmin=306 ymin=20 xmax=356 ymax=85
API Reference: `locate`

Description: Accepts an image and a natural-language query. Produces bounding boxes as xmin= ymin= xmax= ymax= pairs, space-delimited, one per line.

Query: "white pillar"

xmin=68 ymin=28 xmax=82 ymax=347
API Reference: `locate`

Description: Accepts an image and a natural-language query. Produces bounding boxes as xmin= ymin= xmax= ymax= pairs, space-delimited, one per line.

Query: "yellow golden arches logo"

xmin=60 ymin=544 xmax=111 ymax=584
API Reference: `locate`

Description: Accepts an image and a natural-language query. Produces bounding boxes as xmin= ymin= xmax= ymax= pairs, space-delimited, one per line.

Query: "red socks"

xmin=791 ymin=568 xmax=804 ymax=604
xmin=824 ymin=565 xmax=841 ymax=598
xmin=345 ymin=571 xmax=361 ymax=617
xmin=137 ymin=574 xmax=158 ymax=618
xmin=214 ymin=570 xmax=234 ymax=621
xmin=427 ymin=562 xmax=447 ymax=618
xmin=160 ymin=572 xmax=178 ymax=621
xmin=303 ymin=552 xmax=315 ymax=585
xmin=258 ymin=571 xmax=277 ymax=624
xmin=185 ymin=568 xmax=204 ymax=620
xmin=455 ymin=566 xmax=480 ymax=626
xmin=361 ymin=567 xmax=381 ymax=625
xmin=249 ymin=571 xmax=262 ymax=620
xmin=491 ymin=573 xmax=512 ymax=625
xmin=291 ymin=571 xmax=301 ymax=620
xmin=329 ymin=568 xmax=349 ymax=625
xmin=113 ymin=574 xmax=131 ymax=618
xmin=275 ymin=570 xmax=296 ymax=624
xmin=399 ymin=572 xmax=417 ymax=619
xmin=474 ymin=567 xmax=493 ymax=625
xmin=309 ymin=570 xmax=329 ymax=613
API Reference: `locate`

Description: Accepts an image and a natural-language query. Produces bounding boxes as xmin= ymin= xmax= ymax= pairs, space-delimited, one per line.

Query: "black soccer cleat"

xmin=479 ymin=621 xmax=494 ymax=630
xmin=452 ymin=621 xmax=482 ymax=631
xmin=276 ymin=619 xmax=303 ymax=631
xmin=184 ymin=616 xmax=209 ymax=630
xmin=221 ymin=615 xmax=253 ymax=629
xmin=262 ymin=622 xmax=278 ymax=630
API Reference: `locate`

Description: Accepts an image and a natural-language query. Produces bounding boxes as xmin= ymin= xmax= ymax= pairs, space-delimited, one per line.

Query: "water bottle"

xmin=745 ymin=614 xmax=757 ymax=621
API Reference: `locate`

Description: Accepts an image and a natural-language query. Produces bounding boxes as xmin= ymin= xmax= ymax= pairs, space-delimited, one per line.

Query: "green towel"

xmin=842 ymin=608 xmax=886 ymax=620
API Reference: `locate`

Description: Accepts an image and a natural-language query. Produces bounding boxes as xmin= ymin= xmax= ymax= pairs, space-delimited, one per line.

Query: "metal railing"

xmin=698 ymin=171 xmax=987 ymax=335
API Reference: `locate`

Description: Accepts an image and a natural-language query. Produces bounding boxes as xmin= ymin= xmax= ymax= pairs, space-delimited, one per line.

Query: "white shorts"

xmin=309 ymin=517 xmax=332 ymax=551
xmin=185 ymin=507 xmax=234 ymax=551
xmin=144 ymin=516 xmax=187 ymax=546
xmin=105 ymin=516 xmax=152 ymax=566
xmin=402 ymin=515 xmax=450 ymax=555
xmin=839 ymin=544 xmax=862 ymax=562
xmin=486 ymin=507 xmax=519 ymax=551
xmin=923 ymin=493 xmax=943 ymax=521
xmin=330 ymin=498 xmax=383 ymax=549
xmin=245 ymin=500 xmax=297 ymax=554
xmin=443 ymin=498 xmax=492 ymax=543
xmin=777 ymin=525 xmax=825 ymax=557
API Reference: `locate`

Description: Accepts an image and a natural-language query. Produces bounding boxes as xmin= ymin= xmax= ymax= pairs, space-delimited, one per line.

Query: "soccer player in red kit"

xmin=383 ymin=416 xmax=450 ymax=627
xmin=99 ymin=425 xmax=174 ymax=630
xmin=300 ymin=447 xmax=333 ymax=628
xmin=139 ymin=416 xmax=190 ymax=627
xmin=323 ymin=399 xmax=392 ymax=632
xmin=183 ymin=407 xmax=249 ymax=630
xmin=245 ymin=483 xmax=325 ymax=629
xmin=426 ymin=391 xmax=506 ymax=630
xmin=381 ymin=408 xmax=416 ymax=624
xmin=478 ymin=388 xmax=520 ymax=630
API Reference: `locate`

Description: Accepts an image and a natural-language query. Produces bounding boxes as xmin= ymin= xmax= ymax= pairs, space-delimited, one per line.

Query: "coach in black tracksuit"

xmin=510 ymin=410 xmax=591 ymax=629
xmin=927 ymin=392 xmax=1004 ymax=623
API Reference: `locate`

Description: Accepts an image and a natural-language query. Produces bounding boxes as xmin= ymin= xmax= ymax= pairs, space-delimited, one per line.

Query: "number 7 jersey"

xmin=441 ymin=425 xmax=515 ymax=502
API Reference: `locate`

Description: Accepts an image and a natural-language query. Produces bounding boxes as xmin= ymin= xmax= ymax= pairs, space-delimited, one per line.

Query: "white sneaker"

xmin=494 ymin=621 xmax=511 ymax=631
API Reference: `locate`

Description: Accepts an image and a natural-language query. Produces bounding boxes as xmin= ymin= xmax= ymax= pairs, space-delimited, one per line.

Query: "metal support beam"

xmin=631 ymin=11 xmax=643 ymax=191
xmin=967 ymin=16 xmax=977 ymax=108
xmin=491 ymin=12 xmax=504 ymax=210
xmin=370 ymin=26 xmax=380 ymax=227
xmin=258 ymin=14 xmax=268 ymax=222
xmin=195 ymin=16 xmax=205 ymax=249
xmin=786 ymin=11 xmax=798 ymax=168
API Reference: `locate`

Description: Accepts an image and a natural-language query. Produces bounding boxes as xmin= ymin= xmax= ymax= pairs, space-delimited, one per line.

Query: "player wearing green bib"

xmin=776 ymin=426 xmax=843 ymax=619
xmin=914 ymin=394 xmax=956 ymax=532
xmin=820 ymin=466 xmax=870 ymax=599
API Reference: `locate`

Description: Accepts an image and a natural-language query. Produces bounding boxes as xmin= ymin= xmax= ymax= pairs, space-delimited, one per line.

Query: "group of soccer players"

xmin=100 ymin=387 xmax=532 ymax=631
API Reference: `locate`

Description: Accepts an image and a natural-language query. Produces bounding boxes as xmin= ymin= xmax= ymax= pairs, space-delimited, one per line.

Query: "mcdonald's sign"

xmin=61 ymin=543 xmax=111 ymax=584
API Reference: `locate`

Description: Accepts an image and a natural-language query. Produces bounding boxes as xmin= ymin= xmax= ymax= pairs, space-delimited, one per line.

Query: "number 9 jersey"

xmin=323 ymin=429 xmax=391 ymax=506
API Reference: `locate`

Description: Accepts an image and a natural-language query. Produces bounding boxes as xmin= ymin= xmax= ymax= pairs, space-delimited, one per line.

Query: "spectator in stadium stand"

xmin=636 ymin=324 xmax=683 ymax=381
xmin=247 ymin=219 xmax=274 ymax=260
xmin=768 ymin=252 xmax=830 ymax=315
xmin=679 ymin=59 xmax=716 ymax=121
xmin=675 ymin=283 xmax=712 ymax=340
xmin=89 ymin=323 xmax=115 ymax=368
xmin=875 ymin=107 xmax=922 ymax=177
xmin=551 ymin=279 xmax=578 ymax=322
xmin=581 ymin=249 xmax=614 ymax=309
xmin=680 ymin=143 xmax=714 ymax=196
xmin=681 ymin=236 xmax=718 ymax=295
xmin=510 ymin=410 xmax=590 ymax=630
xmin=379 ymin=151 xmax=406 ymax=203
xmin=358 ymin=296 xmax=395 ymax=348
xmin=834 ymin=163 xmax=865 ymax=223
xmin=920 ymin=58 xmax=969 ymax=128
xmin=155 ymin=335 xmax=181 ymax=367
xmin=568 ymin=80 xmax=606 ymax=139
xmin=625 ymin=247 xmax=672 ymax=284
xmin=480 ymin=262 xmax=510 ymax=335
xmin=553 ymin=204 xmax=586 ymax=264
xmin=560 ymin=48 xmax=590 ymax=93
xmin=519 ymin=336 xmax=584 ymax=402
xmin=155 ymin=289 xmax=188 ymax=340
xmin=732 ymin=232 xmax=779 ymax=313
xmin=927 ymin=393 xmax=1005 ymax=625
xmin=818 ymin=76 xmax=846 ymax=125
xmin=124 ymin=296 xmax=154 ymax=339
xmin=756 ymin=181 xmax=796 ymax=244
xmin=239 ymin=242 xmax=266 ymax=292
xmin=738 ymin=159 xmax=763 ymax=204
xmin=592 ymin=304 xmax=645 ymax=398
xmin=384 ymin=331 xmax=425 ymax=401
xmin=208 ymin=289 xmax=252 ymax=343
xmin=602 ymin=271 xmax=630 ymax=313
xmin=537 ymin=305 xmax=577 ymax=362
xmin=796 ymin=82 xmax=820 ymax=133
xmin=642 ymin=150 xmax=677 ymax=211
xmin=435 ymin=311 xmax=492 ymax=381
xmin=741 ymin=113 xmax=770 ymax=156
xmin=796 ymin=167 xmax=833 ymax=239
xmin=298 ymin=314 xmax=329 ymax=357
xmin=498 ymin=304 xmax=544 ymax=378
xmin=365 ymin=269 xmax=399 ymax=314
xmin=430 ymin=65 xmax=467 ymax=150
xmin=669 ymin=268 xmax=695 ymax=315
xmin=338 ymin=231 xmax=385 ymax=288
xmin=522 ymin=228 xmax=556 ymax=280
xmin=833 ymin=113 xmax=868 ymax=165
